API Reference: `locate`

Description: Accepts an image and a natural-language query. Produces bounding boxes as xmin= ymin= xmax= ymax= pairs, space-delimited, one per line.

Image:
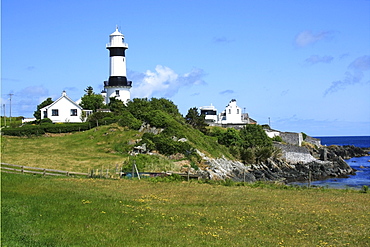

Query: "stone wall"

xmin=280 ymin=132 xmax=303 ymax=146
xmin=274 ymin=143 xmax=316 ymax=164
xmin=305 ymin=136 xmax=321 ymax=146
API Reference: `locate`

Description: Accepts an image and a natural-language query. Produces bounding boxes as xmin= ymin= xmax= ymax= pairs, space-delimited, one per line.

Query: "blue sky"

xmin=2 ymin=0 xmax=370 ymax=136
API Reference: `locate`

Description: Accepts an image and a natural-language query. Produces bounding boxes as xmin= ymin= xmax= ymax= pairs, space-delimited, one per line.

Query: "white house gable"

xmin=41 ymin=91 xmax=87 ymax=123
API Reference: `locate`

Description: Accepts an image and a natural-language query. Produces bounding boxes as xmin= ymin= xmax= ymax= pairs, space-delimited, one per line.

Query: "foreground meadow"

xmin=2 ymin=173 xmax=369 ymax=246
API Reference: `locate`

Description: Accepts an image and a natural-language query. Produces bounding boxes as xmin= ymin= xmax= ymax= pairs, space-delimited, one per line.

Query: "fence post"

xmin=67 ymin=171 xmax=70 ymax=177
xmin=21 ymin=166 xmax=24 ymax=174
xmin=43 ymin=169 xmax=46 ymax=176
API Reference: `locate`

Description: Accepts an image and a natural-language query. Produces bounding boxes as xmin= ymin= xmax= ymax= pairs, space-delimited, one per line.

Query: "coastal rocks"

xmin=197 ymin=144 xmax=356 ymax=183
xmin=323 ymin=145 xmax=369 ymax=160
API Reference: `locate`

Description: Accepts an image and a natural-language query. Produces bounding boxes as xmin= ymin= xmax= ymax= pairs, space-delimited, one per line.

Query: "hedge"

xmin=1 ymin=123 xmax=92 ymax=136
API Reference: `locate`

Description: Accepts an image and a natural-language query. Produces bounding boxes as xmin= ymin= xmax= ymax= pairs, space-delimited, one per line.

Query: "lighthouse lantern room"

xmin=103 ymin=27 xmax=132 ymax=104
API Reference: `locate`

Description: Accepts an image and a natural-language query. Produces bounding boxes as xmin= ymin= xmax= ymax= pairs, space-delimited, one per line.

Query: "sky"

xmin=1 ymin=0 xmax=370 ymax=136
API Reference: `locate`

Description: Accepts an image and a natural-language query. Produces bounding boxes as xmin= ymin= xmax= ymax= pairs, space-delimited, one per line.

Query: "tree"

xmin=84 ymin=86 xmax=94 ymax=96
xmin=185 ymin=107 xmax=208 ymax=133
xmin=79 ymin=86 xmax=104 ymax=112
xmin=239 ymin=124 xmax=272 ymax=149
xmin=218 ymin=128 xmax=242 ymax=147
xmin=108 ymin=97 xmax=126 ymax=113
xmin=33 ymin=98 xmax=54 ymax=119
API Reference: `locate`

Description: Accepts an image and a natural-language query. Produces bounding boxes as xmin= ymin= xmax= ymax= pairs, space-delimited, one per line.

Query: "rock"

xmin=197 ymin=143 xmax=357 ymax=183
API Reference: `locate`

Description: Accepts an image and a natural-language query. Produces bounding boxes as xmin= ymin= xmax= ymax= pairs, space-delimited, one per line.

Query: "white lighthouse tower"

xmin=103 ymin=27 xmax=132 ymax=104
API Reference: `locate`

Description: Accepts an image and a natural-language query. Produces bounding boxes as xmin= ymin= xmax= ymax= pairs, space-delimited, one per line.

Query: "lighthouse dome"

xmin=110 ymin=27 xmax=123 ymax=37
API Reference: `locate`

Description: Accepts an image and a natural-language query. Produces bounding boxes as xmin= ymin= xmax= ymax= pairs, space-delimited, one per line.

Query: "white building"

xmin=40 ymin=91 xmax=92 ymax=123
xmin=102 ymin=27 xmax=132 ymax=105
xmin=200 ymin=99 xmax=256 ymax=127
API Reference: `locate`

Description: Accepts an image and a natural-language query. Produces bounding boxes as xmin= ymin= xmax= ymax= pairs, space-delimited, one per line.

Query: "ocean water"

xmin=291 ymin=136 xmax=370 ymax=189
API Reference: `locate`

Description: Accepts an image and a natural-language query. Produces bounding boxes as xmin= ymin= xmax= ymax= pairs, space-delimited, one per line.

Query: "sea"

xmin=290 ymin=136 xmax=370 ymax=189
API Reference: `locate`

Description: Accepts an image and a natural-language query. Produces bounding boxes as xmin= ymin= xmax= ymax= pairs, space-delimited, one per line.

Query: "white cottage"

xmin=40 ymin=91 xmax=92 ymax=123
xmin=200 ymin=99 xmax=256 ymax=128
xmin=219 ymin=99 xmax=243 ymax=124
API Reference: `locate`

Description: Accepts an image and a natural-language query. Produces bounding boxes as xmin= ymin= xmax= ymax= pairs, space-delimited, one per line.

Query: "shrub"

xmin=360 ymin=185 xmax=368 ymax=193
xmin=40 ymin=118 xmax=53 ymax=124
xmin=271 ymin=136 xmax=283 ymax=142
xmin=240 ymin=125 xmax=272 ymax=149
xmin=117 ymin=111 xmax=142 ymax=130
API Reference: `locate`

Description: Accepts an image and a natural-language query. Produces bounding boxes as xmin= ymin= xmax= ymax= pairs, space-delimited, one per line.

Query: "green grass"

xmin=2 ymin=172 xmax=369 ymax=246
xmin=1 ymin=123 xmax=234 ymax=174
xmin=1 ymin=125 xmax=139 ymax=172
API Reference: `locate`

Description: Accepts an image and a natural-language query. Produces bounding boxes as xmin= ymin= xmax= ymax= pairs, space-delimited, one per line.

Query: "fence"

xmin=1 ymin=163 xmax=200 ymax=180
xmin=1 ymin=163 xmax=89 ymax=177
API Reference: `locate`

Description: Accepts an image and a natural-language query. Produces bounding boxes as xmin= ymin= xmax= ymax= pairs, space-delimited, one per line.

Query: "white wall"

xmin=105 ymin=87 xmax=131 ymax=105
xmin=42 ymin=97 xmax=83 ymax=123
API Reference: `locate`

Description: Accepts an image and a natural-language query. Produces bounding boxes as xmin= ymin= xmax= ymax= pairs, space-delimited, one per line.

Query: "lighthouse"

xmin=103 ymin=27 xmax=132 ymax=104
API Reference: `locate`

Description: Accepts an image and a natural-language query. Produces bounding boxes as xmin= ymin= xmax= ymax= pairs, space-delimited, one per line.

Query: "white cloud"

xmin=324 ymin=55 xmax=370 ymax=95
xmin=295 ymin=30 xmax=332 ymax=47
xmin=130 ymin=65 xmax=205 ymax=99
xmin=305 ymin=55 xmax=334 ymax=65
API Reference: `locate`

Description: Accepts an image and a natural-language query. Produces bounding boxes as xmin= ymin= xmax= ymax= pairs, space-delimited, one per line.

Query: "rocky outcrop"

xmin=319 ymin=145 xmax=369 ymax=160
xmin=197 ymin=143 xmax=358 ymax=183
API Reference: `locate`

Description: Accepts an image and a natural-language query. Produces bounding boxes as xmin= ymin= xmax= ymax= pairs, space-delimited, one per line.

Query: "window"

xmin=52 ymin=109 xmax=59 ymax=116
xmin=43 ymin=111 xmax=48 ymax=118
xmin=115 ymin=90 xmax=120 ymax=96
xmin=70 ymin=109 xmax=77 ymax=116
xmin=229 ymin=109 xmax=231 ymax=114
xmin=237 ymin=109 xmax=239 ymax=114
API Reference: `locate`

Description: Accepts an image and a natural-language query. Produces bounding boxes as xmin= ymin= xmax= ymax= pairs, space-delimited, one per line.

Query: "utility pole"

xmin=8 ymin=93 xmax=14 ymax=123
xmin=268 ymin=117 xmax=271 ymax=128
xmin=3 ymin=104 xmax=6 ymax=126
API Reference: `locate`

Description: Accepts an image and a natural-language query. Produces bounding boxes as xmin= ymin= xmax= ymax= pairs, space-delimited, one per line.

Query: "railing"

xmin=106 ymin=43 xmax=128 ymax=48
xmin=1 ymin=163 xmax=200 ymax=180
xmin=1 ymin=163 xmax=89 ymax=177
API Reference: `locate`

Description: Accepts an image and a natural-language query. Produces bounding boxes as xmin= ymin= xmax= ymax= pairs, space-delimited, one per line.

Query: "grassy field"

xmin=2 ymin=172 xmax=369 ymax=246
xmin=1 ymin=125 xmax=139 ymax=172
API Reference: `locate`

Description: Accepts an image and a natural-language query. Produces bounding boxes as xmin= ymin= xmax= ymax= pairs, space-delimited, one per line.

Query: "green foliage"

xmin=240 ymin=147 xmax=256 ymax=164
xmin=271 ymin=135 xmax=283 ymax=142
xmin=40 ymin=118 xmax=53 ymax=124
xmin=207 ymin=126 xmax=227 ymax=137
xmin=117 ymin=111 xmax=142 ymax=130
xmin=87 ymin=112 xmax=114 ymax=124
xmin=152 ymin=134 xmax=195 ymax=156
xmin=145 ymin=110 xmax=172 ymax=128
xmin=185 ymin=107 xmax=208 ymax=133
xmin=108 ymin=97 xmax=126 ymax=113
xmin=79 ymin=86 xmax=104 ymax=112
xmin=240 ymin=125 xmax=272 ymax=149
xmin=218 ymin=128 xmax=242 ymax=147
xmin=34 ymin=97 xmax=54 ymax=119
xmin=121 ymin=154 xmax=176 ymax=173
xmin=147 ymin=174 xmax=184 ymax=183
xmin=302 ymin=132 xmax=308 ymax=140
xmin=360 ymin=185 xmax=368 ymax=193
xmin=1 ymin=123 xmax=92 ymax=136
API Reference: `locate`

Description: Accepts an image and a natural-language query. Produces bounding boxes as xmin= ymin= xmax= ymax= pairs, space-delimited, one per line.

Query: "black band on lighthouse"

xmin=107 ymin=76 xmax=132 ymax=87
xmin=109 ymin=47 xmax=126 ymax=57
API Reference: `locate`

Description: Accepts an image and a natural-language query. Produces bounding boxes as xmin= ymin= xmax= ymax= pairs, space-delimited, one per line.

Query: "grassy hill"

xmin=1 ymin=123 xmax=232 ymax=174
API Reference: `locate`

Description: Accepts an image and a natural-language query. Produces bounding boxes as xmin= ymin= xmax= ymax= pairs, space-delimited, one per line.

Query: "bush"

xmin=118 ymin=111 xmax=142 ymax=130
xmin=144 ymin=110 xmax=172 ymax=128
xmin=40 ymin=118 xmax=53 ymax=124
xmin=1 ymin=123 xmax=92 ymax=136
xmin=1 ymin=125 xmax=45 ymax=136
xmin=240 ymin=125 xmax=272 ymax=149
xmin=271 ymin=136 xmax=283 ymax=142
xmin=360 ymin=185 xmax=368 ymax=193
